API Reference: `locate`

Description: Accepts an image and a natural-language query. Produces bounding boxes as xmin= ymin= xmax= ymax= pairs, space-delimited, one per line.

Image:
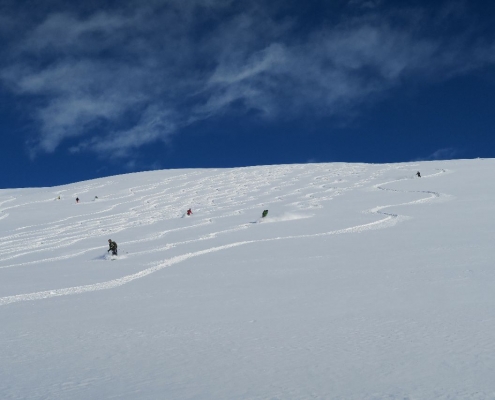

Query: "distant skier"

xmin=76 ymin=197 xmax=80 ymax=203
xmin=187 ymin=208 xmax=193 ymax=216
xmin=416 ymin=171 xmax=421 ymax=178
xmin=262 ymin=210 xmax=268 ymax=218
xmin=107 ymin=239 xmax=118 ymax=256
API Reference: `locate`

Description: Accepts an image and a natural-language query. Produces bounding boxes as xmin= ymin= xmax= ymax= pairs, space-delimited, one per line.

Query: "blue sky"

xmin=1 ymin=0 xmax=494 ymax=188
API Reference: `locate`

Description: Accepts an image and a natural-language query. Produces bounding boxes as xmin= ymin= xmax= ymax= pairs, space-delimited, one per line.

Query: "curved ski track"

xmin=0 ymin=166 xmax=449 ymax=306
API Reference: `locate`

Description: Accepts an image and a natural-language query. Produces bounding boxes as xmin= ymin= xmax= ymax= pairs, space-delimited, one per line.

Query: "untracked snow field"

xmin=0 ymin=160 xmax=494 ymax=399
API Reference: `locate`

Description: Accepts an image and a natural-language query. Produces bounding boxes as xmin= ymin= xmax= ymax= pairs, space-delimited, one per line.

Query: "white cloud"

xmin=2 ymin=59 xmax=150 ymax=153
xmin=22 ymin=12 xmax=130 ymax=53
xmin=1 ymin=0 xmax=494 ymax=159
xmin=428 ymin=148 xmax=458 ymax=160
xmin=413 ymin=147 xmax=459 ymax=162
xmin=70 ymin=105 xmax=177 ymax=157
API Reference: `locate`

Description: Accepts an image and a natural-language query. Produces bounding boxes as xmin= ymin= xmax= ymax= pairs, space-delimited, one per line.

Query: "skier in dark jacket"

xmin=416 ymin=171 xmax=421 ymax=178
xmin=108 ymin=239 xmax=118 ymax=256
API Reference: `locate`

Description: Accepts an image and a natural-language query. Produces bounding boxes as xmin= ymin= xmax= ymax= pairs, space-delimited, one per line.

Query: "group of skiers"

xmin=104 ymin=169 xmax=423 ymax=258
xmin=100 ymin=169 xmax=423 ymax=258
xmin=103 ymin=169 xmax=423 ymax=258
xmin=106 ymin=208 xmax=269 ymax=258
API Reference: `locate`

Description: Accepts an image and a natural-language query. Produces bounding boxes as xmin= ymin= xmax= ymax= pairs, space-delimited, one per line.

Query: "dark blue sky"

xmin=1 ymin=0 xmax=494 ymax=188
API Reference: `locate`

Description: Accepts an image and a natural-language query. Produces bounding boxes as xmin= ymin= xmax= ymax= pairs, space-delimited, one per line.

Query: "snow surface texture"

xmin=0 ymin=160 xmax=493 ymax=399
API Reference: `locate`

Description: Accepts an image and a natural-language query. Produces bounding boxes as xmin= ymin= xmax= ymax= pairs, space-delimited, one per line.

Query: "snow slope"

xmin=0 ymin=160 xmax=494 ymax=399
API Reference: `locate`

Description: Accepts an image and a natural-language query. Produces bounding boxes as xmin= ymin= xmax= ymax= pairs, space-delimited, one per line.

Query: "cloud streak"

xmin=1 ymin=0 xmax=494 ymax=159
xmin=415 ymin=147 xmax=459 ymax=161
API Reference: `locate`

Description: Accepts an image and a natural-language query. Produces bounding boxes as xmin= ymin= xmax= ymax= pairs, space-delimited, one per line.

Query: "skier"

xmin=76 ymin=197 xmax=80 ymax=203
xmin=262 ymin=210 xmax=268 ymax=218
xmin=187 ymin=208 xmax=193 ymax=216
xmin=107 ymin=239 xmax=118 ymax=256
xmin=416 ymin=171 xmax=421 ymax=178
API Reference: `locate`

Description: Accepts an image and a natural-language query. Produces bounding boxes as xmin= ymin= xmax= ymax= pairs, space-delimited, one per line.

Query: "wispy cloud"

xmin=426 ymin=147 xmax=459 ymax=161
xmin=413 ymin=147 xmax=459 ymax=161
xmin=1 ymin=0 xmax=494 ymax=159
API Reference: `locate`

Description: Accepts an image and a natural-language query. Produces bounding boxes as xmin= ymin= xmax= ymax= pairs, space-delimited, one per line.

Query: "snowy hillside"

xmin=1 ymin=160 xmax=494 ymax=399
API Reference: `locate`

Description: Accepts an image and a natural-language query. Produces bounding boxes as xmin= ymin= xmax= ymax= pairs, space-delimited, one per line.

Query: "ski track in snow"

xmin=0 ymin=165 xmax=449 ymax=306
